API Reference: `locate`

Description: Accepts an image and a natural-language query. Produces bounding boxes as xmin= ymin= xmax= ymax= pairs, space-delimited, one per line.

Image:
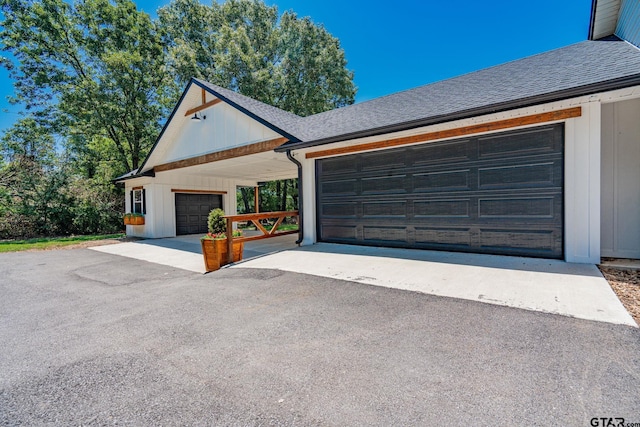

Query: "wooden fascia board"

xmin=171 ymin=189 xmax=227 ymax=194
xmin=154 ymin=137 xmax=289 ymax=173
xmin=305 ymin=107 xmax=582 ymax=159
xmin=185 ymin=98 xmax=223 ymax=116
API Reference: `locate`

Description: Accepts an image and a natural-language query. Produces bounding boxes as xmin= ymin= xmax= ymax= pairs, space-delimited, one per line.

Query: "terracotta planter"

xmin=131 ymin=216 xmax=145 ymax=225
xmin=123 ymin=216 xmax=132 ymax=225
xmin=201 ymin=238 xmax=244 ymax=272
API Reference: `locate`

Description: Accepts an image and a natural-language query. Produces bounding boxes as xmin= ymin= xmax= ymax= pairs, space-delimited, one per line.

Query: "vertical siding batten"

xmin=615 ymin=0 xmax=640 ymax=47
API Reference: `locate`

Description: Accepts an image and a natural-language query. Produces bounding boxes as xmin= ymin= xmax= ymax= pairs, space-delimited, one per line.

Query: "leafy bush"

xmin=207 ymin=208 xmax=226 ymax=234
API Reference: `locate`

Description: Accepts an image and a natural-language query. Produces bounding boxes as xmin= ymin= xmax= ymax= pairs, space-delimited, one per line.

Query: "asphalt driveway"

xmin=1 ymin=249 xmax=639 ymax=425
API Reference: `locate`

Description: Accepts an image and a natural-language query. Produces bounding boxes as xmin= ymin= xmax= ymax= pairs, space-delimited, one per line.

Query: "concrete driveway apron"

xmin=233 ymin=243 xmax=636 ymax=327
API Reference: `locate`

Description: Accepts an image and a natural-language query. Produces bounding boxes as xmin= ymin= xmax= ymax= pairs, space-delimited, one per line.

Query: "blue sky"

xmin=0 ymin=0 xmax=592 ymax=134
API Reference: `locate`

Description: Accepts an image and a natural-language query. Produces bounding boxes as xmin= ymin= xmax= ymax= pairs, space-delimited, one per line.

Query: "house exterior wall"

xmin=124 ymin=171 xmax=253 ymax=238
xmin=154 ymin=102 xmax=281 ymax=167
xmin=616 ymin=0 xmax=640 ymax=47
xmin=293 ymin=85 xmax=640 ymax=263
xmin=601 ymin=97 xmax=640 ymax=258
xmin=591 ymin=0 xmax=621 ymax=40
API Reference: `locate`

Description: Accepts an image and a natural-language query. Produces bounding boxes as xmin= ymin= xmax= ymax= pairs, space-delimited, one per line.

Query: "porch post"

xmin=226 ymin=217 xmax=234 ymax=264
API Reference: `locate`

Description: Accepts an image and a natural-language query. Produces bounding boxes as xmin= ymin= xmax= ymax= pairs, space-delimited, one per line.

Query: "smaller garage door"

xmin=175 ymin=193 xmax=222 ymax=235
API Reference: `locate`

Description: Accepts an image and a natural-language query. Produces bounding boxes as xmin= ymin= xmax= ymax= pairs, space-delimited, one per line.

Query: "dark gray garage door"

xmin=175 ymin=193 xmax=222 ymax=235
xmin=317 ymin=124 xmax=564 ymax=258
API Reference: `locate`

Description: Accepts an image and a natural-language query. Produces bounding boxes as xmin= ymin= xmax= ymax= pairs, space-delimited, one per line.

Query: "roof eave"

xmin=191 ymin=79 xmax=301 ymax=144
xmin=113 ymin=169 xmax=156 ymax=184
xmin=588 ymin=0 xmax=599 ymax=40
xmin=276 ymin=74 xmax=640 ymax=153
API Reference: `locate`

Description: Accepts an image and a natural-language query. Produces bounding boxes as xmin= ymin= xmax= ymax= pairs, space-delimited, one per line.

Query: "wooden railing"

xmin=224 ymin=210 xmax=299 ymax=264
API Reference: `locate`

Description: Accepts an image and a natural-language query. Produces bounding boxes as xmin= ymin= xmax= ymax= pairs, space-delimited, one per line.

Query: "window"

xmin=130 ymin=188 xmax=146 ymax=214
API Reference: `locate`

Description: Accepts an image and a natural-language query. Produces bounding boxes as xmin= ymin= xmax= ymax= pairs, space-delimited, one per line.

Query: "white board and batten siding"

xmin=601 ymin=97 xmax=640 ymax=259
xmin=124 ymin=173 xmax=247 ymax=239
xmin=159 ymin=101 xmax=281 ymax=167
xmin=615 ymin=0 xmax=640 ymax=47
xmin=592 ymin=0 xmax=622 ymax=40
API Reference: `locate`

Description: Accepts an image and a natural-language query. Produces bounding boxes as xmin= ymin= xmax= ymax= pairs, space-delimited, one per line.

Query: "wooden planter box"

xmin=124 ymin=215 xmax=144 ymax=225
xmin=201 ymin=239 xmax=244 ymax=272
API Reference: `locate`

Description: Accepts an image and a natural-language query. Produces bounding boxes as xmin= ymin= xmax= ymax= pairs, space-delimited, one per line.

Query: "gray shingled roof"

xmin=276 ymin=38 xmax=640 ymax=149
xmin=197 ymin=39 xmax=640 ymax=150
xmin=123 ymin=37 xmax=640 ymax=182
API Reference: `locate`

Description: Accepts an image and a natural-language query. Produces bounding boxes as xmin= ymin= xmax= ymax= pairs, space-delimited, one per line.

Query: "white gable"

xmin=141 ymin=84 xmax=282 ymax=172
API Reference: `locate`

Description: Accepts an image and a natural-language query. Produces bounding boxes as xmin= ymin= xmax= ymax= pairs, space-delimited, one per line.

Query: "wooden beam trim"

xmin=171 ymin=189 xmax=227 ymax=195
xmin=132 ymin=186 xmax=143 ymax=190
xmin=154 ymin=137 xmax=289 ymax=173
xmin=305 ymin=107 xmax=582 ymax=159
xmin=184 ymin=98 xmax=223 ymax=116
xmin=201 ymin=88 xmax=206 ymax=104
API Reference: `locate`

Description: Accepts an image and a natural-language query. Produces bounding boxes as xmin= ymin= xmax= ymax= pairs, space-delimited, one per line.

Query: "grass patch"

xmin=238 ymin=222 xmax=299 ymax=232
xmin=0 ymin=234 xmax=125 ymax=253
xmin=273 ymin=223 xmax=299 ymax=231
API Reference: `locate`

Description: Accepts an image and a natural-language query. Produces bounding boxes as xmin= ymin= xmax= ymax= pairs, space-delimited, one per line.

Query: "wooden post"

xmin=226 ymin=217 xmax=234 ymax=264
xmin=254 ymin=186 xmax=259 ymax=213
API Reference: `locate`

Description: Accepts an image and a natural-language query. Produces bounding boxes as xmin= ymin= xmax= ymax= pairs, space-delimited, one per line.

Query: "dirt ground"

xmin=599 ymin=266 xmax=640 ymax=326
xmin=29 ymin=236 xmax=142 ymax=252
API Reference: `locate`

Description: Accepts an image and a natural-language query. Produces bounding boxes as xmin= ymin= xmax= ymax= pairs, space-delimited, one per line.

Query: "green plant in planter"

xmin=200 ymin=208 xmax=245 ymax=272
xmin=201 ymin=230 xmax=243 ymax=240
xmin=202 ymin=208 xmax=242 ymax=240
xmin=207 ymin=208 xmax=226 ymax=234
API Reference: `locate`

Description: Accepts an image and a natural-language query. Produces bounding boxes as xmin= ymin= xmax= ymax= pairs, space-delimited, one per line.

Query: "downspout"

xmin=286 ymin=149 xmax=303 ymax=245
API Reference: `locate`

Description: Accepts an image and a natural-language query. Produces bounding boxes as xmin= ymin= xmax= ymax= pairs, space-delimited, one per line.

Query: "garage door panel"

xmin=412 ymin=139 xmax=472 ymax=166
xmin=362 ymin=175 xmax=407 ymax=194
xmin=479 ymin=229 xmax=560 ymax=252
xmin=320 ymin=157 xmax=357 ymax=174
xmin=321 ymin=179 xmax=357 ymax=196
xmin=478 ymin=162 xmax=557 ymax=188
xmin=478 ymin=127 xmax=560 ymax=158
xmin=363 ymin=226 xmax=407 ymax=242
xmin=415 ymin=227 xmax=472 ymax=247
xmin=361 ymin=150 xmax=406 ymax=171
xmin=414 ymin=199 xmax=471 ymax=218
xmin=322 ymin=202 xmax=358 ymax=218
xmin=317 ymin=124 xmax=564 ymax=259
xmin=413 ymin=170 xmax=470 ymax=192
xmin=322 ymin=225 xmax=357 ymax=240
xmin=478 ymin=197 xmax=556 ymax=218
xmin=362 ymin=201 xmax=406 ymax=217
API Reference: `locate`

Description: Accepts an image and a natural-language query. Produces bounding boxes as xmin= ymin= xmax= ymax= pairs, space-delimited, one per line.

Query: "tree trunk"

xmin=240 ymin=187 xmax=251 ymax=213
xmin=291 ymin=179 xmax=299 ymax=210
xmin=281 ymin=179 xmax=288 ymax=211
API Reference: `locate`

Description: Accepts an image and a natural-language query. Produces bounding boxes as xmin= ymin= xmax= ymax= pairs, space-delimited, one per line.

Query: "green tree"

xmin=159 ymin=0 xmax=356 ymax=116
xmin=0 ymin=0 xmax=174 ymax=173
xmin=0 ymin=125 xmax=71 ymax=237
xmin=0 ymin=0 xmax=356 ymax=238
